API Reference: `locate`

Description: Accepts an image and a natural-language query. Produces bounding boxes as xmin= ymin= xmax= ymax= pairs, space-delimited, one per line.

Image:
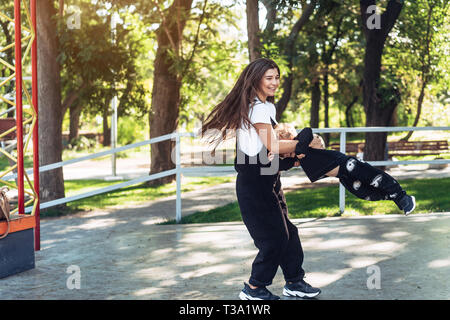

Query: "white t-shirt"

xmin=237 ymin=98 xmax=278 ymax=156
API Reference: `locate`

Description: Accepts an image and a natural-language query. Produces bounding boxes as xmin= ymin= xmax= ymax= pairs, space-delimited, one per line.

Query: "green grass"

xmin=41 ymin=176 xmax=235 ymax=218
xmin=163 ymin=177 xmax=450 ymax=224
xmin=0 ymin=156 xmax=33 ymax=172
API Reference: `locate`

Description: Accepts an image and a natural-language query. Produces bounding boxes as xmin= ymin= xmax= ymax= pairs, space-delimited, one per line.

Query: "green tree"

xmin=271 ymin=0 xmax=318 ymax=121
xmin=37 ymin=0 xmax=66 ymax=206
xmin=387 ymin=0 xmax=449 ymax=140
xmin=58 ymin=1 xmax=148 ymax=146
xmin=120 ymin=0 xmax=239 ymax=185
xmin=360 ymin=0 xmax=403 ymax=163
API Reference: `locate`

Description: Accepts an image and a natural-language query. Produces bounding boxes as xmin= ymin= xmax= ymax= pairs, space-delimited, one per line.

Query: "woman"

xmin=202 ymin=58 xmax=321 ymax=300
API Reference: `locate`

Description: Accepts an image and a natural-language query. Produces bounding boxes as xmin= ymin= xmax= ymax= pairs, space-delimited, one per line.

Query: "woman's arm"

xmin=254 ymin=123 xmax=300 ymax=155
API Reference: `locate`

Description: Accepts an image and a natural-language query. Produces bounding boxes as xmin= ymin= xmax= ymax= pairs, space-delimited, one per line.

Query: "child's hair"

xmin=275 ymin=123 xmax=326 ymax=149
xmin=274 ymin=123 xmax=298 ymax=140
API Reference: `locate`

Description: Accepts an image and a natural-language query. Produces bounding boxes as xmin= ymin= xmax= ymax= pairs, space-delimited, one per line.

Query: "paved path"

xmin=0 ymin=212 xmax=449 ymax=300
xmin=1 ymin=160 xmax=449 ymax=300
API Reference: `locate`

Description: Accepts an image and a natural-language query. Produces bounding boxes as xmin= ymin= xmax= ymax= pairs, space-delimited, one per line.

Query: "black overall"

xmin=234 ymin=121 xmax=304 ymax=287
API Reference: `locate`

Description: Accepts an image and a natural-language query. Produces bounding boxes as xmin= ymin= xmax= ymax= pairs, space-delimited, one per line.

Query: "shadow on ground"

xmin=0 ymin=208 xmax=449 ymax=300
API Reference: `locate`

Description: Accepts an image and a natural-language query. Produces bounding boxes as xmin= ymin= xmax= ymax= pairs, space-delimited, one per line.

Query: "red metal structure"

xmin=14 ymin=0 xmax=25 ymax=216
xmin=0 ymin=0 xmax=40 ymax=251
xmin=31 ymin=0 xmax=40 ymax=251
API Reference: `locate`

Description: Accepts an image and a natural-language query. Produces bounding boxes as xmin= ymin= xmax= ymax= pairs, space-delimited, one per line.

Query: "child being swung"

xmin=273 ymin=123 xmax=416 ymax=215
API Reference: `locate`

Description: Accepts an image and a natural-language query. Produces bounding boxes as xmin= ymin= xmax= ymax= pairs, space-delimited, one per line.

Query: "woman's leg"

xmin=275 ymin=176 xmax=321 ymax=298
xmin=279 ymin=218 xmax=305 ymax=283
xmin=236 ymin=174 xmax=289 ymax=287
xmin=273 ymin=178 xmax=305 ymax=283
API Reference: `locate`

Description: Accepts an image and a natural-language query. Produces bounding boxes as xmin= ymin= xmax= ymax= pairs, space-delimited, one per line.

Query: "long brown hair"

xmin=201 ymin=58 xmax=280 ymax=149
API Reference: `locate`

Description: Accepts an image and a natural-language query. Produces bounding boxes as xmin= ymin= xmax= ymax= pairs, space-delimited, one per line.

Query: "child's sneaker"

xmin=395 ymin=195 xmax=416 ymax=215
xmin=282 ymin=280 xmax=321 ymax=298
xmin=239 ymin=283 xmax=280 ymax=300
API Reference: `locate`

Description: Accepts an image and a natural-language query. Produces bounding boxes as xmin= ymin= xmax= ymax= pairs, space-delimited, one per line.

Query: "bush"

xmin=68 ymin=136 xmax=97 ymax=151
xmin=117 ymin=116 xmax=147 ymax=146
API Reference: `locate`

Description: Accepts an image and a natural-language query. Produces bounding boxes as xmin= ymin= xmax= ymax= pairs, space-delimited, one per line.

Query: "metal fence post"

xmin=339 ymin=131 xmax=346 ymax=214
xmin=175 ymin=133 xmax=182 ymax=223
xmin=111 ymin=95 xmax=118 ymax=176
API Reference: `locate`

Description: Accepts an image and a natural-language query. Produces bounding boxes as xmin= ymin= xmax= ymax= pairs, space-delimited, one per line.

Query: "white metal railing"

xmin=183 ymin=126 xmax=450 ymax=216
xmin=5 ymin=126 xmax=448 ymax=222
xmin=18 ymin=132 xmax=180 ymax=213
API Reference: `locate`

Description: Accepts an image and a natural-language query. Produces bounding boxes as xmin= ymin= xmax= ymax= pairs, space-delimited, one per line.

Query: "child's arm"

xmin=274 ymin=124 xmax=304 ymax=158
xmin=294 ymin=128 xmax=314 ymax=155
xmin=279 ymin=157 xmax=301 ymax=171
xmin=254 ymin=123 xmax=302 ymax=155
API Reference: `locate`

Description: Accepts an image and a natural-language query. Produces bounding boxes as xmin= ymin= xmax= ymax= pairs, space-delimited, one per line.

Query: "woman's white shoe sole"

xmin=283 ymin=287 xmax=320 ymax=298
xmin=239 ymin=291 xmax=263 ymax=300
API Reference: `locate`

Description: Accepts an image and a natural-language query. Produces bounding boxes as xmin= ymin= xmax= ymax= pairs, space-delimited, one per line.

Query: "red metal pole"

xmin=31 ymin=0 xmax=40 ymax=251
xmin=14 ymin=0 xmax=25 ymax=215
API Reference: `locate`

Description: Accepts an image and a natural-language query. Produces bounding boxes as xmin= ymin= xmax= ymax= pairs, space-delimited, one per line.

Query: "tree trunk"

xmin=345 ymin=95 xmax=358 ymax=127
xmin=322 ymin=70 xmax=330 ymax=146
xmin=402 ymin=4 xmax=434 ymax=142
xmin=246 ymin=0 xmax=260 ymax=62
xmin=360 ymin=0 xmax=403 ymax=164
xmin=37 ymin=0 xmax=65 ymax=206
xmin=321 ymin=16 xmax=343 ymax=145
xmin=149 ymin=57 xmax=181 ymax=185
xmin=148 ymin=0 xmax=193 ymax=186
xmin=102 ymin=103 xmax=111 ymax=146
xmin=310 ymin=76 xmax=321 ymax=128
xmin=276 ymin=0 xmax=317 ymax=120
xmin=364 ymin=95 xmax=398 ymax=165
xmin=68 ymin=104 xmax=82 ymax=143
xmin=61 ymin=85 xmax=85 ymax=122
xmin=261 ymin=0 xmax=276 ymax=34
xmin=401 ymin=80 xmax=426 ymax=141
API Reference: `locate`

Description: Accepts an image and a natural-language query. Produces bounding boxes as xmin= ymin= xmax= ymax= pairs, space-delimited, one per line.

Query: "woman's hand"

xmin=280 ymin=152 xmax=296 ymax=158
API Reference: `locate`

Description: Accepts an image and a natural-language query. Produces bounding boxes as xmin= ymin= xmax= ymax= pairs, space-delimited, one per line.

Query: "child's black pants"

xmin=337 ymin=156 xmax=406 ymax=202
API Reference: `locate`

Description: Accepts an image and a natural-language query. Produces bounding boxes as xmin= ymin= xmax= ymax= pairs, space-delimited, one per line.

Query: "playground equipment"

xmin=0 ymin=0 xmax=39 ymax=278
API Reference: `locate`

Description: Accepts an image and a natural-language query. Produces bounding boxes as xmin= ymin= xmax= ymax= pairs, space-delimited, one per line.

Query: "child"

xmin=274 ymin=123 xmax=416 ymax=215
